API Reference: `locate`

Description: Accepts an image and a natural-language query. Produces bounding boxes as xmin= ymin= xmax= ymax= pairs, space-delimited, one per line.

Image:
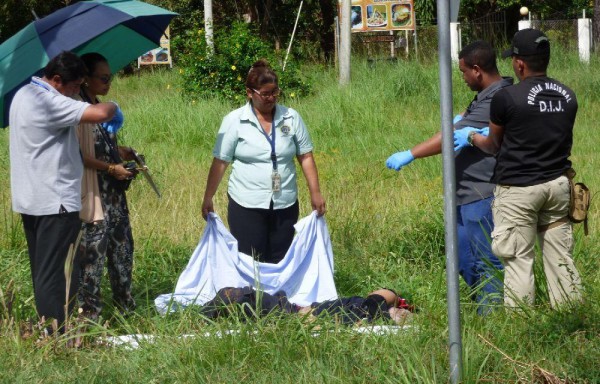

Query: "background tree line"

xmin=1 ymin=0 xmax=598 ymax=59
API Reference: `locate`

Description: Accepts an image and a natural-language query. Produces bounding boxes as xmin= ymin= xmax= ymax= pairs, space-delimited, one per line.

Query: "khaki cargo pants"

xmin=491 ymin=175 xmax=582 ymax=308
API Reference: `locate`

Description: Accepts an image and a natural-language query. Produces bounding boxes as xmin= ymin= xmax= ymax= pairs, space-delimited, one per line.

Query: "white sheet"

xmin=155 ymin=211 xmax=338 ymax=315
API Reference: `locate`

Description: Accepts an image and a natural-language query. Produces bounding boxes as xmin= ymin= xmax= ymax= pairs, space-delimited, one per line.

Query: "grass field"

xmin=0 ymin=50 xmax=599 ymax=383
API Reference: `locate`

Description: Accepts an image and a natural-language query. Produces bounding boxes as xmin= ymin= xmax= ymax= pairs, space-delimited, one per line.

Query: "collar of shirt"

xmin=476 ymin=76 xmax=514 ymax=103
xmin=239 ymin=102 xmax=292 ymax=131
xmin=30 ymin=76 xmax=60 ymax=95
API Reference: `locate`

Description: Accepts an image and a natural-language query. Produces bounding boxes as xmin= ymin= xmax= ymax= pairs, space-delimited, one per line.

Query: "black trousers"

xmin=22 ymin=211 xmax=81 ymax=332
xmin=228 ymin=196 xmax=299 ymax=264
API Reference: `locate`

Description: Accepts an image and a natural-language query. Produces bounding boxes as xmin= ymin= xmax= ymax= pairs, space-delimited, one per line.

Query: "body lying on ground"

xmin=196 ymin=287 xmax=414 ymax=325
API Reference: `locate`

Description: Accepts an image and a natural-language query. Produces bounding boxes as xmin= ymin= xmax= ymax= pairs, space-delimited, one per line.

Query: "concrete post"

xmin=518 ymin=20 xmax=531 ymax=30
xmin=578 ymin=16 xmax=592 ymax=63
xmin=450 ymin=22 xmax=461 ymax=63
xmin=339 ymin=0 xmax=351 ymax=85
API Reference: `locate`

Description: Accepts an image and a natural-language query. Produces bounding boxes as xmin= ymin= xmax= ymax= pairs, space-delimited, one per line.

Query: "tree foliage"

xmin=176 ymin=20 xmax=310 ymax=101
xmin=1 ymin=0 xmax=597 ymax=56
xmin=0 ymin=0 xmax=71 ymax=43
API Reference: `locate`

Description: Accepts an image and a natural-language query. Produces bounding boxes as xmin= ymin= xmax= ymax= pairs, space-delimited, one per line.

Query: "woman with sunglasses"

xmin=75 ymin=52 xmax=137 ymax=321
xmin=201 ymin=59 xmax=326 ymax=264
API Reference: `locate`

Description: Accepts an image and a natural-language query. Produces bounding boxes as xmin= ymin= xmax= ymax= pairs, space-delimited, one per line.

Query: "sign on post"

xmin=138 ymin=26 xmax=173 ymax=68
xmin=349 ymin=0 xmax=416 ymax=32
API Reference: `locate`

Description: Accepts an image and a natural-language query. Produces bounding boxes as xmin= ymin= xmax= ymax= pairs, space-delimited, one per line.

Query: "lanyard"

xmin=253 ymin=106 xmax=277 ymax=171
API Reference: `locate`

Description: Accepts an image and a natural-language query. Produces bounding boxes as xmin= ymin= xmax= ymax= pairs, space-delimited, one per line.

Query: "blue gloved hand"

xmin=453 ymin=114 xmax=463 ymax=124
xmin=101 ymin=102 xmax=124 ymax=134
xmin=478 ymin=126 xmax=489 ymax=137
xmin=453 ymin=126 xmax=478 ymax=151
xmin=386 ymin=150 xmax=415 ymax=171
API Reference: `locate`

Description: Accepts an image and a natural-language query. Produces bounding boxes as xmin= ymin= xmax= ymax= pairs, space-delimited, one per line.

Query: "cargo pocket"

xmin=491 ymin=226 xmax=517 ymax=259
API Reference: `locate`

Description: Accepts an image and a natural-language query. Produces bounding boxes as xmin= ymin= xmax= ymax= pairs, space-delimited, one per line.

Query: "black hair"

xmin=43 ymin=51 xmax=87 ymax=83
xmin=245 ymin=59 xmax=278 ymax=89
xmin=515 ymin=52 xmax=550 ymax=73
xmin=80 ymin=52 xmax=108 ymax=76
xmin=458 ymin=40 xmax=499 ymax=73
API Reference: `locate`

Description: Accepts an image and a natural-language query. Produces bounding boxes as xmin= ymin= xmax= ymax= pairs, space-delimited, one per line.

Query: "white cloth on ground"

xmin=155 ymin=211 xmax=338 ymax=315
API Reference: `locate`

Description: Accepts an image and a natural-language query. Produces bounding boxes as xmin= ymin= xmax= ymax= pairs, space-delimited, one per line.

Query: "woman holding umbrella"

xmin=76 ymin=53 xmax=137 ymax=320
xmin=201 ymin=59 xmax=326 ymax=264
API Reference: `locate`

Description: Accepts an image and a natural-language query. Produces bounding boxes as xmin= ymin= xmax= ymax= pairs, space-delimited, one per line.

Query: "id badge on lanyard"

xmin=272 ymin=171 xmax=281 ymax=192
xmin=255 ymin=106 xmax=280 ymax=192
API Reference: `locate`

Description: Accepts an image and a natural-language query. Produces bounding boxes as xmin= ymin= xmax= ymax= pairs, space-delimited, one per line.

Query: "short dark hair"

xmin=43 ymin=51 xmax=87 ymax=83
xmin=515 ymin=52 xmax=550 ymax=73
xmin=458 ymin=41 xmax=499 ymax=73
xmin=80 ymin=52 xmax=108 ymax=76
xmin=245 ymin=59 xmax=278 ymax=89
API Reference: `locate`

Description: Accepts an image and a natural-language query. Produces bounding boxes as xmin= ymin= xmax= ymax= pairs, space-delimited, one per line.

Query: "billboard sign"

xmin=138 ymin=26 xmax=172 ymax=67
xmin=348 ymin=0 xmax=416 ymax=32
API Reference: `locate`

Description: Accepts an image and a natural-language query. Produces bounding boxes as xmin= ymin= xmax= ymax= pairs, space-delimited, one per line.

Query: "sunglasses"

xmin=250 ymin=87 xmax=281 ymax=99
xmin=92 ymin=74 xmax=113 ymax=84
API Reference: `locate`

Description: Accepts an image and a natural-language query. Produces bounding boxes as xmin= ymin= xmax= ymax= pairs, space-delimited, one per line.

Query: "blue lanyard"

xmin=253 ymin=106 xmax=277 ymax=171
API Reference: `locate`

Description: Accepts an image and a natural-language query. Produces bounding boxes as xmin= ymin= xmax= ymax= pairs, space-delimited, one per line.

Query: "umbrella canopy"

xmin=0 ymin=0 xmax=177 ymax=127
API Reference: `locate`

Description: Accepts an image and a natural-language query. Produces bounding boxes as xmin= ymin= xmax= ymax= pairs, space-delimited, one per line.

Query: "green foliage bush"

xmin=175 ymin=21 xmax=310 ymax=102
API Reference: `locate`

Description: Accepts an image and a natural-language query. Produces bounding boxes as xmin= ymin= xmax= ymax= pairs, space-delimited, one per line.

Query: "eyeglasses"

xmin=93 ymin=74 xmax=113 ymax=84
xmin=251 ymin=87 xmax=281 ymax=99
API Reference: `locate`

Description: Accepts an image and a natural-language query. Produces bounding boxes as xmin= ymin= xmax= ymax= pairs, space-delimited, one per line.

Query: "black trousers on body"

xmin=22 ymin=211 xmax=81 ymax=332
xmin=228 ymin=195 xmax=299 ymax=264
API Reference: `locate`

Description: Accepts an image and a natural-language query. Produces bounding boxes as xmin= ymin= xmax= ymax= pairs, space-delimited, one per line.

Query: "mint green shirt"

xmin=213 ymin=102 xmax=314 ymax=209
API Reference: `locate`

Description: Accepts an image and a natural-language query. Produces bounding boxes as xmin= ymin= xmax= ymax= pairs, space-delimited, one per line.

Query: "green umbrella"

xmin=0 ymin=0 xmax=177 ymax=127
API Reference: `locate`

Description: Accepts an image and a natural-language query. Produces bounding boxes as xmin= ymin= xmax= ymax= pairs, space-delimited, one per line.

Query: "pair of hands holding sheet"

xmin=385 ymin=115 xmax=489 ymax=171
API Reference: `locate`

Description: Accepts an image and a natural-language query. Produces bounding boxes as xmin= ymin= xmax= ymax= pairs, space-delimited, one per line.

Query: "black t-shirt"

xmin=490 ymin=76 xmax=577 ymax=186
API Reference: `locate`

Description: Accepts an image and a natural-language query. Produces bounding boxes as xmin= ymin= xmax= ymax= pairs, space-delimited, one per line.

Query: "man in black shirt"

xmin=386 ymin=41 xmax=511 ymax=314
xmin=466 ymin=29 xmax=582 ymax=308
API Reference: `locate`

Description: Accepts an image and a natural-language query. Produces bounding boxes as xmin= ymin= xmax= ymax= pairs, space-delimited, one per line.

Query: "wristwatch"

xmin=467 ymin=130 xmax=476 ymax=146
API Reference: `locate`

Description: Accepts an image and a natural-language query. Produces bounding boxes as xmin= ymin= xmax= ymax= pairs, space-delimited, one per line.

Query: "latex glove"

xmin=478 ymin=126 xmax=489 ymax=137
xmin=453 ymin=114 xmax=463 ymax=124
xmin=453 ymin=126 xmax=478 ymax=151
xmin=101 ymin=103 xmax=124 ymax=134
xmin=386 ymin=150 xmax=414 ymax=171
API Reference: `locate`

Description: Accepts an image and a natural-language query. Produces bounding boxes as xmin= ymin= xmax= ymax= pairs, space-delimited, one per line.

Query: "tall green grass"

xmin=0 ymin=51 xmax=599 ymax=383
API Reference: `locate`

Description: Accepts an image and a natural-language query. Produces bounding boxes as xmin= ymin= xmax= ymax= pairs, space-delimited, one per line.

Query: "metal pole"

xmin=283 ymin=1 xmax=303 ymax=72
xmin=204 ymin=0 xmax=214 ymax=55
xmin=339 ymin=0 xmax=351 ymax=85
xmin=436 ymin=0 xmax=462 ymax=382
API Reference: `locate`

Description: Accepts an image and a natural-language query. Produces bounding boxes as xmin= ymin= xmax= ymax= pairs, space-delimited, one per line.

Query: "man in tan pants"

xmin=463 ymin=29 xmax=582 ymax=308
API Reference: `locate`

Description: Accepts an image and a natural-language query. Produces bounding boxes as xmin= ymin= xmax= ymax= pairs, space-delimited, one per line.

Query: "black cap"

xmin=502 ymin=28 xmax=550 ymax=58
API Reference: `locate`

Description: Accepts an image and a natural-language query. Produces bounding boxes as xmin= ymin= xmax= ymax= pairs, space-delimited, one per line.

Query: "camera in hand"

xmin=124 ymin=161 xmax=139 ymax=179
xmin=108 ymin=162 xmax=137 ymax=192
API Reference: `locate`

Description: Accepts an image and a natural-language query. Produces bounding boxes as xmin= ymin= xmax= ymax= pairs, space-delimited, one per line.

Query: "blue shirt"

xmin=213 ymin=102 xmax=314 ymax=209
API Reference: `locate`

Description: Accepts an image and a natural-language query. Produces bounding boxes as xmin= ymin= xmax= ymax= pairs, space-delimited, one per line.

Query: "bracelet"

xmin=467 ymin=131 xmax=476 ymax=147
xmin=107 ymin=164 xmax=116 ymax=175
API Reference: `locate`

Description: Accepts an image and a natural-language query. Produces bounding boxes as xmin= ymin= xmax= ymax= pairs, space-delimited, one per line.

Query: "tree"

xmin=0 ymin=0 xmax=70 ymax=43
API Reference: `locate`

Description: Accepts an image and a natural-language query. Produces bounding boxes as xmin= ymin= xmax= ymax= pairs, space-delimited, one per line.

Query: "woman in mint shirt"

xmin=201 ymin=59 xmax=326 ymax=264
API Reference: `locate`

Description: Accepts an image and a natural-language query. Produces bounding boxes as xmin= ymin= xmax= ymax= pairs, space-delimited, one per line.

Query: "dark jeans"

xmin=457 ymin=197 xmax=504 ymax=314
xmin=22 ymin=211 xmax=81 ymax=332
xmin=228 ymin=195 xmax=299 ymax=264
